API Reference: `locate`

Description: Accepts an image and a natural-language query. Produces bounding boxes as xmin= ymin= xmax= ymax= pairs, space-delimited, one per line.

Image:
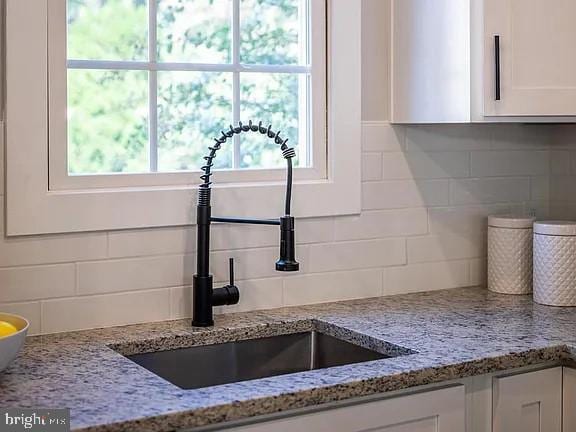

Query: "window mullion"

xmin=148 ymin=0 xmax=158 ymax=173
xmin=232 ymin=0 xmax=241 ymax=169
xmin=67 ymin=60 xmax=311 ymax=74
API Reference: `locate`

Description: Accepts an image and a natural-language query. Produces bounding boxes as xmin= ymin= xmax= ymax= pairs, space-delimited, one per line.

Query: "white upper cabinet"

xmin=484 ymin=0 xmax=576 ymax=116
xmin=391 ymin=0 xmax=576 ymax=123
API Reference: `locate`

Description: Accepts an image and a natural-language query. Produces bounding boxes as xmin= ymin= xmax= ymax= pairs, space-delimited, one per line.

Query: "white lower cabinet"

xmin=492 ymin=368 xmax=562 ymax=432
xmin=228 ymin=386 xmax=465 ymax=432
xmin=218 ymin=366 xmax=576 ymax=432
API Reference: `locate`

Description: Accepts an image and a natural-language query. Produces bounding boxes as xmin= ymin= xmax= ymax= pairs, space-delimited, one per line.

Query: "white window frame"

xmin=4 ymin=0 xmax=361 ymax=236
xmin=49 ymin=0 xmax=327 ymax=190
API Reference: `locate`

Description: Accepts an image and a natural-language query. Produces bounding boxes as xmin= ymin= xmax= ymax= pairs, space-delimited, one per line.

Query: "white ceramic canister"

xmin=533 ymin=221 xmax=576 ymax=307
xmin=488 ymin=215 xmax=536 ymax=295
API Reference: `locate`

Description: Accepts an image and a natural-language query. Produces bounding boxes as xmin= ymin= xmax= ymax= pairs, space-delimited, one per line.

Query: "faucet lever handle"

xmin=212 ymin=258 xmax=240 ymax=307
xmin=228 ymin=258 xmax=235 ymax=287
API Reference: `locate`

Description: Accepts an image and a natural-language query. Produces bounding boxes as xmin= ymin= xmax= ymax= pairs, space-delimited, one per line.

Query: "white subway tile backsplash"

xmin=362 ymin=152 xmax=383 ymax=181
xmin=549 ymin=202 xmax=576 ymax=219
xmin=0 ymin=233 xmax=108 ymax=268
xmin=428 ymin=204 xmax=521 ymax=235
xmin=209 ymin=248 xmax=277 ymax=282
xmin=169 ymin=286 xmax=191 ymax=320
xmin=570 ymin=152 xmax=576 ymax=175
xmin=362 ymin=122 xmax=404 ymax=152
xmin=407 ymin=233 xmax=485 ymax=264
xmin=362 ymin=179 xmax=450 ymax=210
xmin=524 ymin=201 xmax=549 ymax=219
xmin=530 ymin=177 xmax=550 ymax=201
xmin=225 ymin=278 xmax=284 ymax=314
xmin=42 ymin=289 xmax=171 ymax=333
xmin=550 ymin=176 xmax=576 ymax=202
xmin=381 ymin=152 xmax=469 ymax=180
xmin=471 ymin=151 xmax=549 ymax=177
xmin=491 ymin=124 xmax=553 ymax=150
xmin=0 ymin=198 xmax=108 ymax=267
xmin=0 ymin=264 xmax=76 ymax=303
xmin=295 ymin=218 xmax=335 ymax=244
xmin=308 ymin=238 xmax=405 ymax=273
xmin=385 ymin=261 xmax=470 ymax=295
xmin=550 ymin=125 xmax=576 ymax=149
xmin=0 ymin=301 xmax=41 ymax=335
xmin=108 ymin=227 xmax=195 ymax=258
xmin=550 ymin=151 xmax=570 ymax=175
xmin=334 ymin=209 xmax=428 ymax=241
xmin=469 ymin=258 xmax=487 ymax=287
xmin=78 ymin=255 xmax=193 ymax=295
xmin=405 ymin=125 xmax=491 ymax=152
xmin=450 ymin=177 xmax=530 ymax=205
xmin=283 ymin=269 xmax=383 ymax=307
xmin=550 ymin=127 xmax=576 ymax=220
xmin=0 ymin=121 xmax=561 ymax=334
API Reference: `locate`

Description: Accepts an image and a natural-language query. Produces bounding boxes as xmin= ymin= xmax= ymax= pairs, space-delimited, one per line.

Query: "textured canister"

xmin=533 ymin=221 xmax=576 ymax=307
xmin=488 ymin=215 xmax=535 ymax=295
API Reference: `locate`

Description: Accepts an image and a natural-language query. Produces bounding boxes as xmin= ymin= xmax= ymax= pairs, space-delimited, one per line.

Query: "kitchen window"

xmin=51 ymin=0 xmax=326 ymax=189
xmin=5 ymin=0 xmax=361 ymax=235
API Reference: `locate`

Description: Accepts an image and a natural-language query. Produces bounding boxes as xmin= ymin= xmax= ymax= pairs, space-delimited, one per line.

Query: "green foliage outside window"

xmin=67 ymin=0 xmax=306 ymax=175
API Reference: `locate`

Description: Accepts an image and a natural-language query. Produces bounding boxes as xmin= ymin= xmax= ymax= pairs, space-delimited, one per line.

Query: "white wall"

xmin=0 ymin=0 xmax=558 ymax=335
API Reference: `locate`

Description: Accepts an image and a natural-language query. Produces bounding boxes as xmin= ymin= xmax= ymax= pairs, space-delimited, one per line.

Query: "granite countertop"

xmin=2 ymin=286 xmax=576 ymax=431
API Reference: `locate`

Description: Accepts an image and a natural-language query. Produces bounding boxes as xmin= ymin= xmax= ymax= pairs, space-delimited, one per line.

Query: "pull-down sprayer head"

xmin=276 ymin=216 xmax=299 ymax=272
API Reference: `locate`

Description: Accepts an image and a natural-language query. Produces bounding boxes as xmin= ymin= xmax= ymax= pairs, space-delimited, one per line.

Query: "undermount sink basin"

xmin=125 ymin=331 xmax=403 ymax=390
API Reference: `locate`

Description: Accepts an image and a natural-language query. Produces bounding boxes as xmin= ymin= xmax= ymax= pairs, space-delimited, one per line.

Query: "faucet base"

xmin=192 ymin=274 xmax=240 ymax=327
xmin=192 ymin=319 xmax=214 ymax=327
xmin=192 ymin=274 xmax=214 ymax=328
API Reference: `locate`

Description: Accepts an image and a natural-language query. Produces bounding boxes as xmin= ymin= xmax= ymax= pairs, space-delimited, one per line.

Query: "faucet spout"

xmin=192 ymin=121 xmax=300 ymax=328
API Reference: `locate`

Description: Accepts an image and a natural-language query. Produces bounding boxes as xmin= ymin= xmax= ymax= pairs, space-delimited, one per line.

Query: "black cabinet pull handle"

xmin=494 ymin=35 xmax=501 ymax=100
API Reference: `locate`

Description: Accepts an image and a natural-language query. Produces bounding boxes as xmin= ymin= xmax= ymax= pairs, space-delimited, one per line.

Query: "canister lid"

xmin=534 ymin=221 xmax=576 ymax=236
xmin=488 ymin=215 xmax=536 ymax=229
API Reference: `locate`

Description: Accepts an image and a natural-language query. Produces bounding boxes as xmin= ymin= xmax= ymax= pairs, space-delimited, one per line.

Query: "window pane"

xmin=240 ymin=73 xmax=304 ymax=169
xmin=240 ymin=0 xmax=304 ymax=65
xmin=158 ymin=72 xmax=233 ymax=171
xmin=67 ymin=0 xmax=148 ymax=61
xmin=157 ymin=0 xmax=232 ymax=63
xmin=68 ymin=70 xmax=149 ymax=174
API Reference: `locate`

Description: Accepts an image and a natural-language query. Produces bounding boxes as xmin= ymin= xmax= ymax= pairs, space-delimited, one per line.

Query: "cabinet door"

xmin=564 ymin=367 xmax=576 ymax=432
xmin=484 ymin=0 xmax=576 ymax=116
xmin=493 ymin=367 xmax=562 ymax=432
xmin=227 ymin=386 xmax=465 ymax=432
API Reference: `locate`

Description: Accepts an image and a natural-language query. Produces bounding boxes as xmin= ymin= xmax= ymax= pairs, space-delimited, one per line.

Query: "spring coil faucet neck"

xmin=193 ymin=121 xmax=299 ymax=327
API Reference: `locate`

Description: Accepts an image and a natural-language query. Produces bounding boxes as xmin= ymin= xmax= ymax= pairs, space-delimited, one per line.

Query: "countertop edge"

xmin=73 ymin=344 xmax=572 ymax=432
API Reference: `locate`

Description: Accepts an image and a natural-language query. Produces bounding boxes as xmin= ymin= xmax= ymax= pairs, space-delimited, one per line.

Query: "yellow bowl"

xmin=0 ymin=313 xmax=29 ymax=372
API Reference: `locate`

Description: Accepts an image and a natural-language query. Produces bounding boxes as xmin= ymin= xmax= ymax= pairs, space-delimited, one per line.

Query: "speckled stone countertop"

xmin=2 ymin=286 xmax=576 ymax=431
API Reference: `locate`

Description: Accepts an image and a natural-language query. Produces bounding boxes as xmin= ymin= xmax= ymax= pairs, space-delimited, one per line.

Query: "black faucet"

xmin=192 ymin=121 xmax=300 ymax=327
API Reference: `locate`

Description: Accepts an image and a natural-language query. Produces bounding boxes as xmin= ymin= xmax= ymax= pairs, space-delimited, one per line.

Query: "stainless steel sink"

xmin=125 ymin=331 xmax=396 ymax=390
